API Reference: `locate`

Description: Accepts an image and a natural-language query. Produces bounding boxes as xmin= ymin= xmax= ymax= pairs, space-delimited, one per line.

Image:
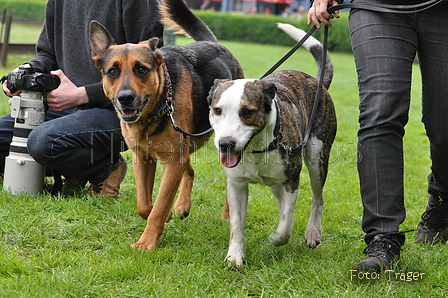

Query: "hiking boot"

xmin=354 ymin=235 xmax=402 ymax=272
xmin=88 ymin=155 xmax=127 ymax=198
xmin=416 ymin=194 xmax=448 ymax=244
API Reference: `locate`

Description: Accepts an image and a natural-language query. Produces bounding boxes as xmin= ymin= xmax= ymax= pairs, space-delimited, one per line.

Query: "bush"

xmin=194 ymin=10 xmax=352 ymax=53
xmin=0 ymin=0 xmax=46 ymax=21
xmin=0 ymin=0 xmax=352 ymax=52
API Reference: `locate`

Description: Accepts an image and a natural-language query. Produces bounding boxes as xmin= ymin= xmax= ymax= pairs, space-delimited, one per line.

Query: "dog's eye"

xmin=242 ymin=110 xmax=255 ymax=119
xmin=137 ymin=66 xmax=148 ymax=75
xmin=213 ymin=107 xmax=222 ymax=116
xmin=108 ymin=68 xmax=118 ymax=77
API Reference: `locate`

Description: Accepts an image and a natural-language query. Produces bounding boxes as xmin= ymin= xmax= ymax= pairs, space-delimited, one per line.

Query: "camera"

xmin=6 ymin=66 xmax=60 ymax=93
xmin=2 ymin=66 xmax=60 ymax=195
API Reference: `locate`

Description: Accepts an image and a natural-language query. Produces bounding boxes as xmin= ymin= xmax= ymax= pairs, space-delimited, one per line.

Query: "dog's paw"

xmin=173 ymin=196 xmax=191 ymax=220
xmin=225 ymin=254 xmax=244 ymax=267
xmin=304 ymin=228 xmax=321 ymax=248
xmin=173 ymin=207 xmax=190 ymax=220
xmin=269 ymin=231 xmax=291 ymax=246
xmin=131 ymin=242 xmax=156 ymax=250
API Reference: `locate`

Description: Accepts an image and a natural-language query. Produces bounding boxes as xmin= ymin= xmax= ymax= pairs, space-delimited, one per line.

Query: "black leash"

xmin=160 ymin=64 xmax=214 ymax=138
xmin=260 ymin=25 xmax=317 ymax=80
xmin=167 ymin=0 xmax=447 ymax=139
xmin=261 ymin=0 xmax=448 ymax=79
xmin=258 ymin=0 xmax=447 ymax=155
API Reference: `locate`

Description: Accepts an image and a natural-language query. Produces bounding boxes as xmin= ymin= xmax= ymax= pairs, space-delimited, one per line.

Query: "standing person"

xmin=308 ymin=0 xmax=448 ymax=272
xmin=1 ymin=0 xmax=164 ymax=198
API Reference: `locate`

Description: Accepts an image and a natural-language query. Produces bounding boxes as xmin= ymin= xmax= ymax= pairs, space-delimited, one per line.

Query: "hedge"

xmin=0 ymin=0 xmax=46 ymax=21
xmin=0 ymin=0 xmax=352 ymax=53
xmin=194 ymin=10 xmax=352 ymax=53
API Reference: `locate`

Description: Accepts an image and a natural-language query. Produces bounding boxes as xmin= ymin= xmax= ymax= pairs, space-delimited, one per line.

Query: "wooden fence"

xmin=0 ymin=10 xmax=38 ymax=66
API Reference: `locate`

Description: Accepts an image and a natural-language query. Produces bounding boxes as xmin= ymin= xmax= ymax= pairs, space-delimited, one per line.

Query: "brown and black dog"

xmin=89 ymin=0 xmax=243 ymax=250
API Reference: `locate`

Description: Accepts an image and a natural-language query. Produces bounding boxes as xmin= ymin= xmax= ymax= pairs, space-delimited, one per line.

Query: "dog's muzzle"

xmin=218 ymin=136 xmax=242 ymax=168
xmin=114 ymin=90 xmax=149 ymax=123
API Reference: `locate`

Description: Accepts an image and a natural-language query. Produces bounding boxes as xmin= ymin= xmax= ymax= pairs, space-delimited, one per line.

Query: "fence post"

xmin=164 ymin=28 xmax=176 ymax=46
xmin=1 ymin=13 xmax=12 ymax=66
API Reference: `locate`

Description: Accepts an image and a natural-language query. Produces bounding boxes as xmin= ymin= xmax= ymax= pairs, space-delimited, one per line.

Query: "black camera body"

xmin=6 ymin=66 xmax=60 ymax=93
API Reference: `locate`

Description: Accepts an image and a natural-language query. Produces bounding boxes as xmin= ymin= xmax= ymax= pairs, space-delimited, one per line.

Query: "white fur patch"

xmin=210 ymin=79 xmax=256 ymax=151
xmin=277 ymin=23 xmax=320 ymax=51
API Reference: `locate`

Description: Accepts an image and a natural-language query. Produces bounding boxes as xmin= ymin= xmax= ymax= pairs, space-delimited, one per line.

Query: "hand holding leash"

xmin=308 ymin=0 xmax=341 ymax=28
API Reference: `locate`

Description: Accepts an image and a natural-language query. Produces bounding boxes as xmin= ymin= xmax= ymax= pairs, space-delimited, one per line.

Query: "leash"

xmin=135 ymin=63 xmax=213 ymax=137
xmin=159 ymin=64 xmax=214 ymax=138
xmin=162 ymin=0 xmax=447 ymax=140
xmin=257 ymin=0 xmax=447 ymax=155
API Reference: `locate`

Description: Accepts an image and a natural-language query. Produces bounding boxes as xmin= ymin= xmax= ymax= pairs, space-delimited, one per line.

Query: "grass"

xmin=4 ymin=22 xmax=42 ymax=43
xmin=0 ymin=33 xmax=447 ymax=297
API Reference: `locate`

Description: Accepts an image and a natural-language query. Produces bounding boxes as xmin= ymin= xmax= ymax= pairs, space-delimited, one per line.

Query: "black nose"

xmin=117 ymin=90 xmax=135 ymax=106
xmin=219 ymin=136 xmax=237 ymax=152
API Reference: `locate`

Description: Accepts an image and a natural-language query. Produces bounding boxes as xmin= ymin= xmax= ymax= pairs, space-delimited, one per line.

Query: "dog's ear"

xmin=207 ymin=79 xmax=231 ymax=105
xmin=253 ymin=80 xmax=276 ymax=113
xmin=89 ymin=21 xmax=116 ymax=71
xmin=148 ymin=38 xmax=160 ymax=51
xmin=145 ymin=38 xmax=164 ymax=66
xmin=265 ymin=83 xmax=277 ymax=100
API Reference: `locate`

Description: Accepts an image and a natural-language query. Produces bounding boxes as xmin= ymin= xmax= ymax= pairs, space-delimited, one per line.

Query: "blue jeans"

xmin=349 ymin=0 xmax=448 ymax=245
xmin=0 ymin=107 xmax=124 ymax=184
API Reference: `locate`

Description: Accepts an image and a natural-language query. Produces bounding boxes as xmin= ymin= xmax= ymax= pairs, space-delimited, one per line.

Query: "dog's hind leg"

xmin=303 ymin=136 xmax=327 ymax=248
xmin=225 ymin=180 xmax=249 ymax=266
xmin=269 ymin=184 xmax=298 ymax=246
xmin=173 ymin=162 xmax=194 ymax=219
xmin=221 ymin=195 xmax=230 ymax=219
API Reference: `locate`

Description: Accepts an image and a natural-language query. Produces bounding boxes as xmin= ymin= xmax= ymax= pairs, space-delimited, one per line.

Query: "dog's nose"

xmin=219 ymin=136 xmax=237 ymax=152
xmin=117 ymin=90 xmax=135 ymax=106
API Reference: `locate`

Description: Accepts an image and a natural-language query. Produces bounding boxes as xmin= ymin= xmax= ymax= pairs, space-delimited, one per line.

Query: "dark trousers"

xmin=349 ymin=0 xmax=448 ymax=245
xmin=0 ymin=107 xmax=124 ymax=184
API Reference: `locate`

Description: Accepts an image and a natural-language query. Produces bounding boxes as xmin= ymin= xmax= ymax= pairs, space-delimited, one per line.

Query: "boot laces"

xmin=363 ymin=236 xmax=400 ymax=260
xmin=421 ymin=204 xmax=448 ymax=231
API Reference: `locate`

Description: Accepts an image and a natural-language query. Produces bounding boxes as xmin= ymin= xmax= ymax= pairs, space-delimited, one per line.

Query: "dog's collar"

xmin=273 ymin=100 xmax=282 ymax=140
xmin=250 ymin=100 xmax=283 ymax=154
xmin=136 ymin=63 xmax=173 ymax=125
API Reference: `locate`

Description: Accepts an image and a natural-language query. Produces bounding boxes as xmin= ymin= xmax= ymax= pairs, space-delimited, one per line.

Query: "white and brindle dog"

xmin=207 ymin=23 xmax=337 ymax=266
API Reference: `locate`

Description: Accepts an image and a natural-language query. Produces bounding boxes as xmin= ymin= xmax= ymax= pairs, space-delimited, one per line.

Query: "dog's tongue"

xmin=123 ymin=109 xmax=137 ymax=117
xmin=220 ymin=152 xmax=240 ymax=168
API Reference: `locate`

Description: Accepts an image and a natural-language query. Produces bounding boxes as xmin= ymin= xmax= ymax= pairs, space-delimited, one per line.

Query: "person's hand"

xmin=45 ymin=69 xmax=88 ymax=112
xmin=308 ymin=0 xmax=341 ymax=28
xmin=1 ymin=64 xmax=32 ymax=97
xmin=2 ymin=79 xmax=20 ymax=97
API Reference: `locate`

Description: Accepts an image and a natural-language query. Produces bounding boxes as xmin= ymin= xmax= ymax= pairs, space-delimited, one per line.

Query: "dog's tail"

xmin=277 ymin=23 xmax=333 ymax=89
xmin=159 ymin=0 xmax=218 ymax=43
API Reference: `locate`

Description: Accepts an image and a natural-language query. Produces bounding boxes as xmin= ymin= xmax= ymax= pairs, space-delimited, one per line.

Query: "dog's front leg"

xmin=132 ymin=162 xmax=186 ymax=250
xmin=133 ymin=153 xmax=157 ymax=220
xmin=269 ymin=184 xmax=298 ymax=246
xmin=225 ymin=178 xmax=249 ymax=267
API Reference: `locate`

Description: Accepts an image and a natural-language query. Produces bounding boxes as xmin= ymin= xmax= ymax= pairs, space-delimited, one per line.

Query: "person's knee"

xmin=27 ymin=126 xmax=52 ymax=164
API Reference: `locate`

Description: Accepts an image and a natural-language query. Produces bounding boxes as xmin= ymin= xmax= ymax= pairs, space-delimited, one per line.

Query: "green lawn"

xmin=5 ymin=22 xmax=42 ymax=43
xmin=0 ymin=34 xmax=446 ymax=297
